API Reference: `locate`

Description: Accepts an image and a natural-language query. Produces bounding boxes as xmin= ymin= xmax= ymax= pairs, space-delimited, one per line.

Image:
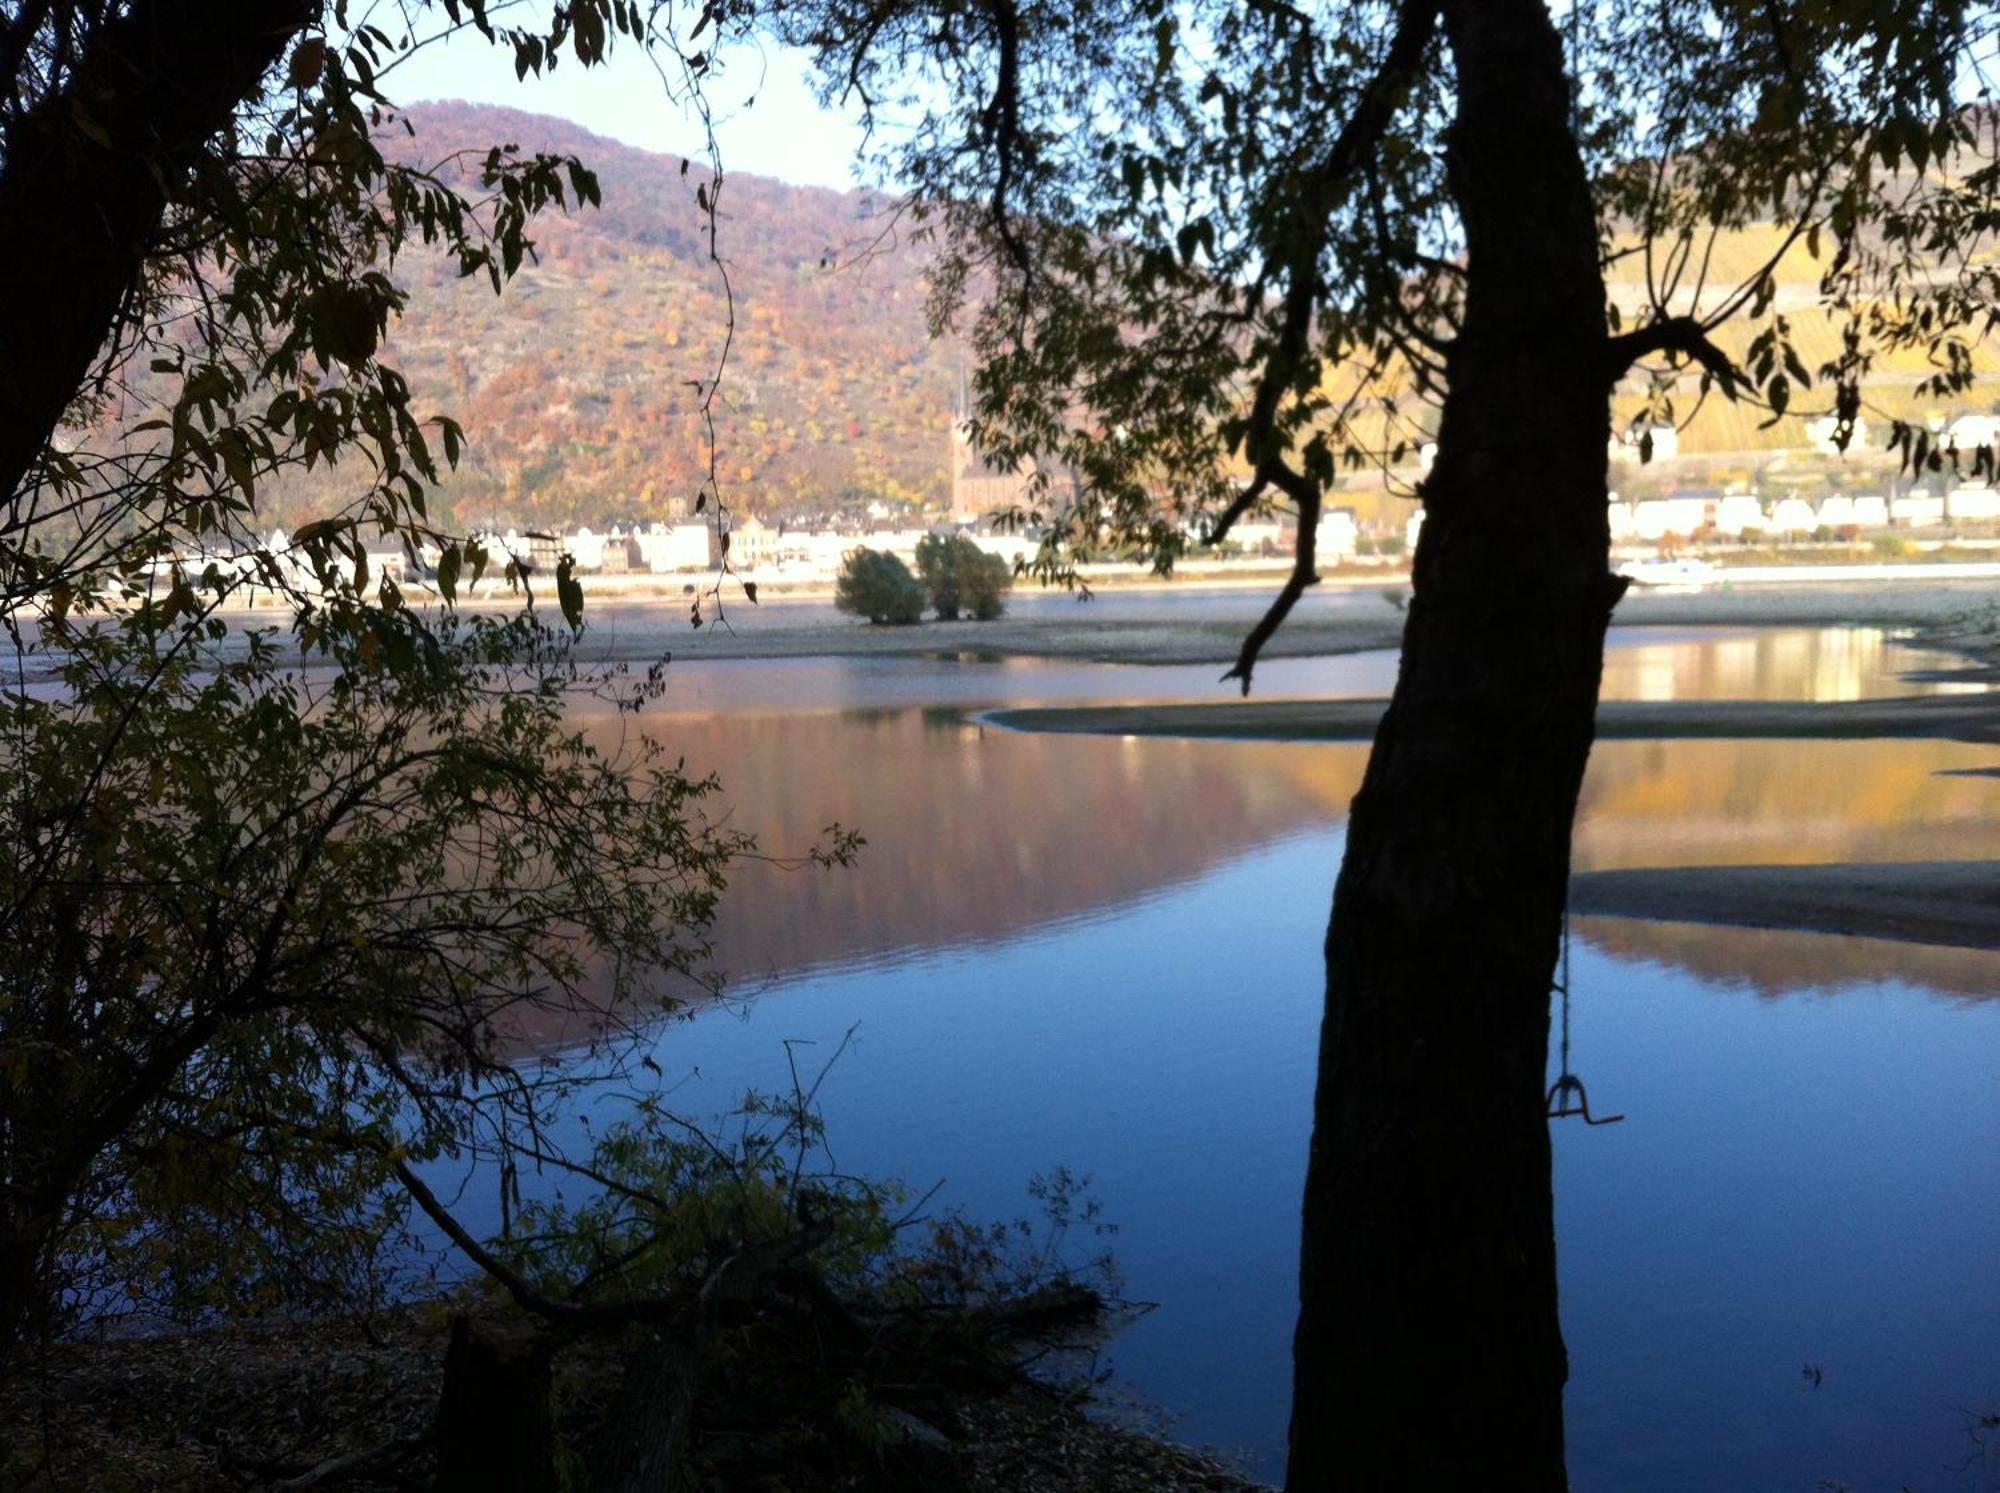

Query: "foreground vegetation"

xmin=2 ymin=1068 xmax=1217 ymax=1492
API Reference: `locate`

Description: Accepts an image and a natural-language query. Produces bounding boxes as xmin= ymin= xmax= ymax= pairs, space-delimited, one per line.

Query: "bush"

xmin=835 ymin=548 xmax=926 ymax=624
xmin=915 ymin=534 xmax=1014 ymax=621
xmin=959 ymin=544 xmax=1014 ymax=620
xmin=913 ymin=534 xmax=963 ymax=618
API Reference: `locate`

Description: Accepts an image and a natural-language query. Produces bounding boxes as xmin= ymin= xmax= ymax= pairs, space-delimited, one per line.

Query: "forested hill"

xmin=350 ymin=104 xmax=1984 ymax=532
xmin=375 ymin=101 xmax=956 ymax=530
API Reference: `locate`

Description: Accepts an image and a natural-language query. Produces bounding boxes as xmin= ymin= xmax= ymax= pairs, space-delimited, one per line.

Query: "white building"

xmin=1712 ymin=493 xmax=1766 ymax=537
xmin=1230 ymin=518 xmax=1283 ymax=555
xmin=1610 ymin=423 xmax=1678 ymax=464
xmin=1315 ymin=507 xmax=1359 ymax=560
xmin=1766 ymin=496 xmax=1819 ymax=536
xmin=1850 ymin=494 xmax=1889 ymax=527
xmin=567 ymin=525 xmax=606 ymax=571
xmin=1944 ymin=413 xmax=2000 ymax=451
xmin=1946 ymin=485 xmax=2000 ymax=522
xmin=722 ymin=515 xmax=776 ymax=569
xmin=1632 ymin=496 xmax=1707 ymax=541
xmin=867 ymin=528 xmax=931 ymax=565
xmin=636 ymin=522 xmax=714 ymax=573
xmin=975 ymin=531 xmax=1039 ymax=568
xmin=1891 ymin=493 xmax=1945 ymax=527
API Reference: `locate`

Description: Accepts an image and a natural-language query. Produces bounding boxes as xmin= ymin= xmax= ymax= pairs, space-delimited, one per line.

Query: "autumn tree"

xmin=768 ymin=0 xmax=1996 ymax=1483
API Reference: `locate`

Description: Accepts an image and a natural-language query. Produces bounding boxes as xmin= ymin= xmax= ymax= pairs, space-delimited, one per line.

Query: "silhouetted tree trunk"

xmin=591 ymin=1325 xmax=706 ymax=1493
xmin=434 ymin=1315 xmax=558 ymax=1493
xmin=0 ymin=0 xmax=311 ymax=505
xmin=1286 ymin=3 xmax=1617 ymax=1487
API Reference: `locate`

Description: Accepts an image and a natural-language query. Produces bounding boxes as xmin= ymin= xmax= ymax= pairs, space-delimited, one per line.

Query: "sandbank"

xmin=1569 ymin=861 xmax=2000 ymax=952
xmin=987 ymin=693 xmax=2000 ymax=745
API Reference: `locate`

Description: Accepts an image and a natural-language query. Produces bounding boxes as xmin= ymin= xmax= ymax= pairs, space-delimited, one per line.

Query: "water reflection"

xmin=1576 ymin=917 xmax=2000 ymax=1000
xmin=1596 ymin=625 xmax=1953 ymax=702
xmin=638 ymin=713 xmax=1359 ymax=988
xmin=569 ymin=628 xmax=1996 ymax=998
xmin=628 ymin=831 xmax=2000 ymax=1490
xmin=531 ymin=624 xmax=1995 ymax=1488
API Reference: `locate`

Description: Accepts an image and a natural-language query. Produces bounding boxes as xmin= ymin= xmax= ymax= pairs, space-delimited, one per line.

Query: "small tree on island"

xmin=913 ymin=534 xmax=963 ymax=618
xmin=834 ymin=547 xmax=927 ymax=624
xmin=916 ymin=534 xmax=1015 ymax=621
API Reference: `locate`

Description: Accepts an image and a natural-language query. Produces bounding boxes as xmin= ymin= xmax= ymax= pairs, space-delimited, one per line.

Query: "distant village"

xmin=169 ymin=408 xmax=2000 ymax=601
xmin=1600 ymin=411 xmax=2000 ymax=544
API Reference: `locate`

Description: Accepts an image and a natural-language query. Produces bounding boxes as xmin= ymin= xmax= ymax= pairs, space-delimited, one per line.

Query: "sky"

xmin=377 ymin=26 xmax=875 ymax=192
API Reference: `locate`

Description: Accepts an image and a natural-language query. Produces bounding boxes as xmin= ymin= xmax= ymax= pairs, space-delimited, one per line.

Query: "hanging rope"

xmin=1545 ymin=900 xmax=1625 ymax=1125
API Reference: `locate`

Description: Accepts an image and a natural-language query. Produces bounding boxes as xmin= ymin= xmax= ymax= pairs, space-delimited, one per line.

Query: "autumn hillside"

xmin=1604 ymin=221 xmax=2000 ymax=459
xmin=370 ymin=101 xmax=958 ymax=530
xmin=356 ymin=105 xmax=2000 ymax=534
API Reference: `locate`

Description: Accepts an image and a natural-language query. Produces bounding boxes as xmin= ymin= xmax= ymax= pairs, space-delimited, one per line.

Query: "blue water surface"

xmin=428 ymin=627 xmax=1997 ymax=1490
xmin=614 ymin=828 xmax=1999 ymax=1490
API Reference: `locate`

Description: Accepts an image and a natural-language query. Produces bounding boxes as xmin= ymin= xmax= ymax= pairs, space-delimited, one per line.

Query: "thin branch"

xmin=1603 ymin=315 xmax=1742 ymax=392
xmin=1221 ymin=459 xmax=1320 ymax=694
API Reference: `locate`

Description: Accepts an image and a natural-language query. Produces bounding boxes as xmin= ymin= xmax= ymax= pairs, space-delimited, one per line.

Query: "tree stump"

xmin=434 ymin=1314 xmax=557 ymax=1493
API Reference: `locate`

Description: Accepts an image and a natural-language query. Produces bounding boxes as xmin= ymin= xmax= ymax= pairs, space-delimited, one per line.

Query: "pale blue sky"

xmin=381 ymin=29 xmax=875 ymax=192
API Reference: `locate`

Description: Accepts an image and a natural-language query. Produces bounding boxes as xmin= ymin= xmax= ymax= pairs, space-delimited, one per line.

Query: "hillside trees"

xmin=0 ymin=0 xmax=769 ymax=1369
xmin=769 ymin=0 xmax=1995 ymax=1483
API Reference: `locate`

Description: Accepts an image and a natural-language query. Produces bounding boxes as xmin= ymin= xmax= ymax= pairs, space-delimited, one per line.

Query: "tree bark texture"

xmin=433 ymin=1314 xmax=559 ymax=1493
xmin=590 ymin=1323 xmax=707 ymax=1493
xmin=1285 ymin=3 xmax=1618 ymax=1488
xmin=0 ymin=0 xmax=313 ymax=505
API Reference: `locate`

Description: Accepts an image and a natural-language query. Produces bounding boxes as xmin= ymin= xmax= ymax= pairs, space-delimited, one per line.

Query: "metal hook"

xmin=1546 ymin=902 xmax=1625 ymax=1126
xmin=1545 ymin=1072 xmax=1624 ymax=1126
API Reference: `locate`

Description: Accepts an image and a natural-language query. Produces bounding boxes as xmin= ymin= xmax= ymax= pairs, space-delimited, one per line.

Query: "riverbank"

xmin=568 ymin=577 xmax=2000 ymax=667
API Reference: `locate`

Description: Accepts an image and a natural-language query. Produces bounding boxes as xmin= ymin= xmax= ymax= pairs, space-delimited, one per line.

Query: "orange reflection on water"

xmin=559 ymin=629 xmax=1995 ymax=1003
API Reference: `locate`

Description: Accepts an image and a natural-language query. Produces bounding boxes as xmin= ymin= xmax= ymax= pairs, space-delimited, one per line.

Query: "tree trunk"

xmin=1285 ymin=3 xmax=1616 ymax=1488
xmin=434 ymin=1314 xmax=558 ymax=1493
xmin=0 ymin=0 xmax=311 ymax=504
xmin=0 ymin=1233 xmax=43 ymax=1381
xmin=590 ymin=1324 xmax=707 ymax=1493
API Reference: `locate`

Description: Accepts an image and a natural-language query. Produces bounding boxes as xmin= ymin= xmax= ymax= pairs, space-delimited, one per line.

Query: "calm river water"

xmin=558 ymin=624 xmax=1998 ymax=1490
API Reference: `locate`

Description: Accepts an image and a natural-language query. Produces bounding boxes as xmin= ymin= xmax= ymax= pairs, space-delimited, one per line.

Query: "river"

xmin=548 ymin=623 xmax=1999 ymax=1490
